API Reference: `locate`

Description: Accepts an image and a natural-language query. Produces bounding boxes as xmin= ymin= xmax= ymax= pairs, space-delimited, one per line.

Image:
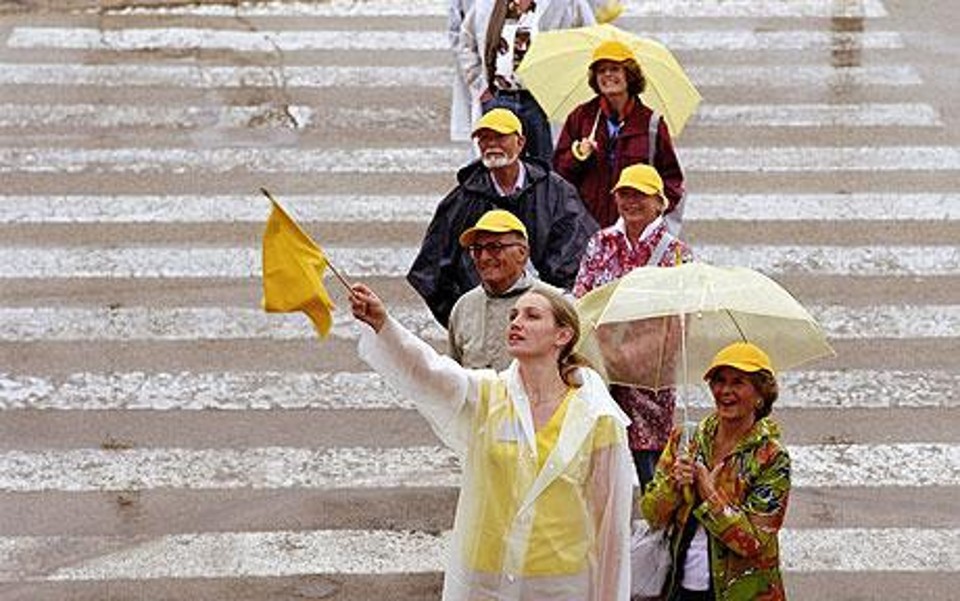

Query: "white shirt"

xmin=490 ymin=163 xmax=526 ymax=196
xmin=609 ymin=215 xmax=665 ymax=253
xmin=681 ymin=524 xmax=711 ymax=591
xmin=493 ymin=9 xmax=540 ymax=90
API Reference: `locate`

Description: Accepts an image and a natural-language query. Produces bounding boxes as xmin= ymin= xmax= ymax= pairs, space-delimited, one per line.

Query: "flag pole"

xmin=259 ymin=187 xmax=354 ymax=294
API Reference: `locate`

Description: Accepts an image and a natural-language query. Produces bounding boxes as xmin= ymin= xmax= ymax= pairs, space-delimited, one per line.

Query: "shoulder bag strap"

xmin=648 ymin=109 xmax=660 ymax=164
xmin=648 ymin=230 xmax=675 ymax=266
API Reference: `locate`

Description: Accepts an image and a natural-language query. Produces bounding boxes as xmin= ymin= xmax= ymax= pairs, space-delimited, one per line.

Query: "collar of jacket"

xmin=693 ymin=413 xmax=782 ymax=460
xmin=502 ymin=361 xmax=631 ymax=456
xmin=456 ymin=156 xmax=551 ymax=194
xmin=482 ymin=268 xmax=537 ymax=298
xmin=609 ymin=215 xmax=665 ymax=251
xmin=587 ymin=95 xmax=652 ymax=140
xmin=599 ymin=94 xmax=637 ymax=125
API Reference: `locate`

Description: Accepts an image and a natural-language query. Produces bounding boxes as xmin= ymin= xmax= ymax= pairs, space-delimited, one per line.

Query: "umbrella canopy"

xmin=515 ymin=23 xmax=702 ymax=136
xmin=576 ymin=262 xmax=835 ymax=389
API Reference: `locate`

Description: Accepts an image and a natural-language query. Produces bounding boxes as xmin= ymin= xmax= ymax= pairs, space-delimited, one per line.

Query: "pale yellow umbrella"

xmin=515 ymin=23 xmax=702 ymax=136
xmin=576 ymin=261 xmax=835 ymax=389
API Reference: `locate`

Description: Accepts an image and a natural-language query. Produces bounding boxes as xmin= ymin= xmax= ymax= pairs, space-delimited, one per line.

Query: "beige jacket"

xmin=448 ymin=273 xmax=558 ymax=371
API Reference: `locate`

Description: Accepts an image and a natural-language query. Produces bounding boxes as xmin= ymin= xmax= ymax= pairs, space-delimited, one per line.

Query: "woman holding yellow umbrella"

xmin=553 ymin=39 xmax=685 ymax=230
xmin=573 ymin=163 xmax=692 ymax=492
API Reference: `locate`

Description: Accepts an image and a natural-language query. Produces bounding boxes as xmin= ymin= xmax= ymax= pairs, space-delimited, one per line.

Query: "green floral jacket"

xmin=640 ymin=414 xmax=791 ymax=600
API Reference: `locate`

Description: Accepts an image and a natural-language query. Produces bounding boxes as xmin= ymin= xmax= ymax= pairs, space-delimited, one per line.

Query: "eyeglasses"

xmin=466 ymin=241 xmax=526 ymax=256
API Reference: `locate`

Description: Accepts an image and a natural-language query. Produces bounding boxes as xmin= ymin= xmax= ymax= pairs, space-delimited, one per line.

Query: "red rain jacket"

xmin=554 ymin=96 xmax=685 ymax=229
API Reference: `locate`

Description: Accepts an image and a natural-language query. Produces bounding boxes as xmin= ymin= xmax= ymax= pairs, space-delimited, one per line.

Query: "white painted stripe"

xmin=1 ymin=370 xmax=956 ymax=411
xmin=0 ymin=103 xmax=317 ymax=130
xmin=782 ymin=529 xmax=959 ymax=571
xmin=0 ymin=371 xmax=401 ymax=411
xmin=1 ymin=529 xmax=448 ymax=581
xmin=696 ymin=103 xmax=942 ymax=128
xmin=0 ymin=306 xmax=445 ymax=343
xmin=0 ymin=304 xmax=956 ymax=343
xmin=1 ymin=528 xmax=956 ymax=582
xmin=2 ymin=145 xmax=957 ymax=175
xmin=790 ymin=444 xmax=960 ymax=488
xmin=0 ymin=103 xmax=445 ymax=131
xmin=0 ymin=443 xmax=955 ymax=492
xmin=0 ymin=245 xmax=956 ymax=279
xmin=687 ymin=193 xmax=960 ymax=221
xmin=1 ymin=102 xmax=939 ymax=131
xmin=0 ymin=64 xmax=921 ymax=89
xmin=0 ymin=194 xmax=437 ymax=223
xmin=815 ymin=305 xmax=960 ymax=339
xmin=1 ymin=193 xmax=957 ymax=224
xmin=0 ymin=446 xmax=459 ymax=492
xmin=7 ymin=27 xmax=904 ymax=52
xmin=96 ymin=0 xmax=889 ymax=19
xmin=659 ymin=30 xmax=903 ymax=51
xmin=7 ymin=27 xmax=450 ymax=52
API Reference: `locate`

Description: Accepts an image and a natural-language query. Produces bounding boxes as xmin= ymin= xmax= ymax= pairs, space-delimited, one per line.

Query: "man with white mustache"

xmin=409 ymin=108 xmax=598 ymax=327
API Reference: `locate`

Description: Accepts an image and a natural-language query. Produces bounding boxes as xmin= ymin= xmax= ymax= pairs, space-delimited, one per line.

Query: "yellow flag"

xmin=262 ymin=200 xmax=335 ymax=338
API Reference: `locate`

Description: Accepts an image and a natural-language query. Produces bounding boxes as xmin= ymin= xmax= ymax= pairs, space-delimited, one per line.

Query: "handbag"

xmin=630 ymin=518 xmax=671 ymax=599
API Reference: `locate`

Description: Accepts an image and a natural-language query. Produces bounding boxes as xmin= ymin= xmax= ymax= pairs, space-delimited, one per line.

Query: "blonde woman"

xmin=351 ymin=284 xmax=634 ymax=600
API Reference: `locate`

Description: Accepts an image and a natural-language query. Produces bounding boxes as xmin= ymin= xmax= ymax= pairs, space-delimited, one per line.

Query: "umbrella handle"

xmin=589 ymin=107 xmax=602 ymax=143
xmin=571 ymin=109 xmax=603 ymax=161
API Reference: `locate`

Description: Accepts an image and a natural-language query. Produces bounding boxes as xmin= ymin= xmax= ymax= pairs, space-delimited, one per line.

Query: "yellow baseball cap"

xmin=590 ymin=40 xmax=635 ymax=66
xmin=704 ymin=342 xmax=775 ymax=380
xmin=611 ymin=164 xmax=664 ymax=196
xmin=459 ymin=209 xmax=528 ymax=247
xmin=472 ymin=108 xmax=523 ymax=137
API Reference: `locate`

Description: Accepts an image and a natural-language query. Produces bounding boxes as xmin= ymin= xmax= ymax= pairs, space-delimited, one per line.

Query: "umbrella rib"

xmin=725 ymin=308 xmax=748 ymax=342
xmin=653 ymin=316 xmax=668 ymax=390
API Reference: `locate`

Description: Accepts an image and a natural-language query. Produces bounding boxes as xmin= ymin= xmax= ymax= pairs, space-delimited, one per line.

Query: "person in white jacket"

xmin=449 ymin=0 xmax=623 ymax=144
xmin=350 ymin=283 xmax=634 ymax=600
xmin=448 ymin=0 xmax=475 ymax=143
xmin=455 ymin=0 xmax=597 ymax=161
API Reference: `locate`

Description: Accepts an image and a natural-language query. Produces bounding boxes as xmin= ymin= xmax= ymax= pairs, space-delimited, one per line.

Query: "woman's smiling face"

xmin=594 ymin=60 xmax=628 ymax=97
xmin=709 ymin=366 xmax=761 ymax=423
xmin=614 ymin=187 xmax=664 ymax=229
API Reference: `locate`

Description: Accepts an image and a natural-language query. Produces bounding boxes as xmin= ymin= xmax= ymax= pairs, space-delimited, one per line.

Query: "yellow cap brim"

xmin=472 ymin=125 xmax=520 ymax=137
xmin=703 ymin=360 xmax=774 ymax=381
xmin=459 ymin=226 xmax=525 ymax=247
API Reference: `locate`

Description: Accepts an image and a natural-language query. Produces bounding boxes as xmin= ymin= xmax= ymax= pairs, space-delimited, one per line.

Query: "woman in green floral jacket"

xmin=640 ymin=342 xmax=790 ymax=601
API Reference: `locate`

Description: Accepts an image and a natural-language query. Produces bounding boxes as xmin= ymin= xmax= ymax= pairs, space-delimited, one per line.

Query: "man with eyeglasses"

xmin=448 ymin=210 xmax=558 ymax=370
xmin=408 ymin=107 xmax=597 ymax=327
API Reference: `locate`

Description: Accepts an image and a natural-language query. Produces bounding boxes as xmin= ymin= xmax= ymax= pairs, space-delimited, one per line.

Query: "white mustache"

xmin=481 ymin=149 xmax=516 ymax=169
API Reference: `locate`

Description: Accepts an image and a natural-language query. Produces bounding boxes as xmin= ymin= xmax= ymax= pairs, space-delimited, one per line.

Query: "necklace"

xmin=530 ymin=385 xmax=568 ymax=427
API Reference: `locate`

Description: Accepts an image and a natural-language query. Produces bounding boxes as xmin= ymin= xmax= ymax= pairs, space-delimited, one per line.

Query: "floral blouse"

xmin=641 ymin=415 xmax=791 ymax=600
xmin=573 ymin=216 xmax=692 ymax=298
xmin=573 ymin=216 xmax=693 ymax=450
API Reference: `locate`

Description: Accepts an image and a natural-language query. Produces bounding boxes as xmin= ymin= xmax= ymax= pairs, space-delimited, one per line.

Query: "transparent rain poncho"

xmin=359 ymin=317 xmax=635 ymax=600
